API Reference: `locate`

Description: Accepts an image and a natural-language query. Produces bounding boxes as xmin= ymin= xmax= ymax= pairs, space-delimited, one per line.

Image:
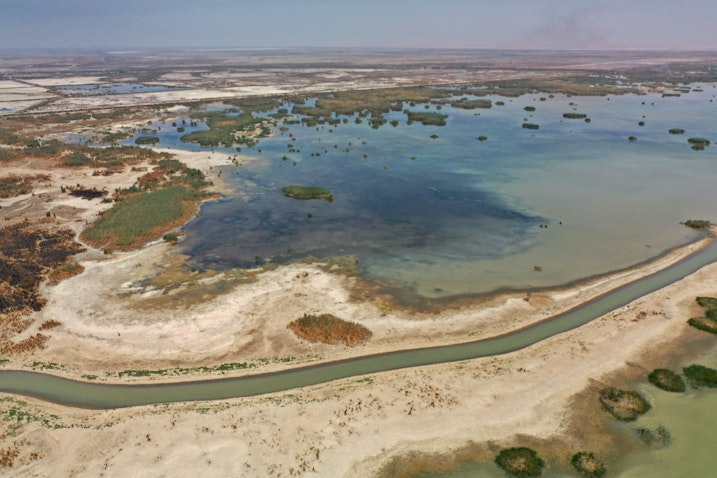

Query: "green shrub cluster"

xmin=494 ymin=447 xmax=545 ymax=477
xmin=571 ymin=452 xmax=606 ymax=477
xmin=647 ymin=368 xmax=686 ymax=392
xmin=599 ymin=387 xmax=651 ymax=421
xmin=683 ymin=364 xmax=717 ymax=388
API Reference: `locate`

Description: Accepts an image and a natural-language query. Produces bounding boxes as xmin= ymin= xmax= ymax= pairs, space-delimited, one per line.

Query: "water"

xmin=3 ymin=240 xmax=717 ymax=408
xmin=162 ymin=87 xmax=717 ymax=298
xmin=56 ymin=82 xmax=188 ymax=95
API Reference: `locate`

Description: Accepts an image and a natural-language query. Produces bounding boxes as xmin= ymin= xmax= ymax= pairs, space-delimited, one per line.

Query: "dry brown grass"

xmin=287 ymin=313 xmax=372 ymax=347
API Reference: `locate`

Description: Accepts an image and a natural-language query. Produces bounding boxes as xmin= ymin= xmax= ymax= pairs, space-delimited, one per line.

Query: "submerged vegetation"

xmin=494 ymin=447 xmax=545 ymax=477
xmin=287 ymin=313 xmax=371 ymax=346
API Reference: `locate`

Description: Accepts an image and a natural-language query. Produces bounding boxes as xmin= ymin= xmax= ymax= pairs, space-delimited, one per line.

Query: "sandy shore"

xmin=2 ymin=147 xmax=717 ymax=476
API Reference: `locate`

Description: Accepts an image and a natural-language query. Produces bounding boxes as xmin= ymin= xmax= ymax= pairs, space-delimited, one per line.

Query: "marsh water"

xmin=126 ymin=85 xmax=717 ymax=299
xmin=415 ymin=344 xmax=717 ymax=478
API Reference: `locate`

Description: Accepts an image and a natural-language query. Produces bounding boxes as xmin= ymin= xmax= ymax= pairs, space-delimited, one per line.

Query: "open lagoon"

xmin=131 ymin=85 xmax=717 ymax=299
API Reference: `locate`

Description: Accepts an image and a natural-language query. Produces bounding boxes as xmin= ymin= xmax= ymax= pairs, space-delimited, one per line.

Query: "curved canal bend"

xmin=2 ymin=240 xmax=717 ymax=409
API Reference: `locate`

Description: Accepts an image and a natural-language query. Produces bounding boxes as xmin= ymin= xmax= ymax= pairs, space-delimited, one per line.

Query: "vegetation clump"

xmin=688 ymin=296 xmax=717 ymax=333
xmin=494 ymin=447 xmax=545 ymax=477
xmin=287 ymin=313 xmax=372 ymax=346
xmin=683 ymin=364 xmax=717 ymax=388
xmin=450 ymin=98 xmax=492 ymax=109
xmin=571 ymin=452 xmax=606 ymax=477
xmin=47 ymin=261 xmax=84 ymax=284
xmin=563 ymin=113 xmax=588 ymax=119
xmin=522 ymin=123 xmax=540 ymax=130
xmin=683 ymin=219 xmax=711 ymax=230
xmin=281 ymin=185 xmax=333 ymax=201
xmin=688 ymin=137 xmax=711 ymax=150
xmin=599 ymin=387 xmax=651 ymax=421
xmin=405 ymin=111 xmax=448 ymax=126
xmin=668 ymin=128 xmax=686 ymax=135
xmin=648 ymin=368 xmax=686 ymax=392
xmin=635 ymin=426 xmax=671 ymax=447
xmin=476 ymin=136 xmax=488 ymax=141
xmin=523 ymin=106 xmax=536 ymax=111
xmin=134 ymin=136 xmax=160 ymax=145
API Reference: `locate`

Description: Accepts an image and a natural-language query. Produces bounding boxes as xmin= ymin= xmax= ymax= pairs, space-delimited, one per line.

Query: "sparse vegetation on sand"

xmin=494 ymin=447 xmax=545 ymax=477
xmin=0 ymin=174 xmax=50 ymax=199
xmin=281 ymin=185 xmax=333 ymax=201
xmin=599 ymin=387 xmax=651 ymax=421
xmin=287 ymin=313 xmax=372 ymax=346
xmin=647 ymin=368 xmax=686 ymax=392
xmin=571 ymin=452 xmax=606 ymax=477
xmin=683 ymin=364 xmax=717 ymax=388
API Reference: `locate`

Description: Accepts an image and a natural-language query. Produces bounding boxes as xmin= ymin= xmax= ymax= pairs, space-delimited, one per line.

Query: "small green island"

xmin=135 ymin=135 xmax=160 ymax=145
xmin=281 ymin=185 xmax=334 ymax=201
xmin=563 ymin=113 xmax=588 ymax=119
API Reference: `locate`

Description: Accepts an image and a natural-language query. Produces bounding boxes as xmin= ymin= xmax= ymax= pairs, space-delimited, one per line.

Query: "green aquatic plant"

xmin=563 ymin=113 xmax=587 ymax=119
xmin=648 ymin=368 xmax=686 ymax=392
xmin=134 ymin=136 xmax=160 ymax=145
xmin=522 ymin=123 xmax=539 ymax=130
xmin=494 ymin=447 xmax=545 ymax=477
xmin=668 ymin=128 xmax=685 ymax=134
xmin=683 ymin=219 xmax=711 ymax=230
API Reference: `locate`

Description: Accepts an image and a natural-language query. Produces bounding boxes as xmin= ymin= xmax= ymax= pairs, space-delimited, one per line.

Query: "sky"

xmin=0 ymin=0 xmax=716 ymax=51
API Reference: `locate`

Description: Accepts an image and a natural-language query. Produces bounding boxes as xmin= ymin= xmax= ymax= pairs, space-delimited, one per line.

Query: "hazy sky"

xmin=1 ymin=0 xmax=715 ymax=51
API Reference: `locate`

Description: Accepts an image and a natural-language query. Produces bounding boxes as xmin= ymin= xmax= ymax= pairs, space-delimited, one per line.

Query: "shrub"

xmin=683 ymin=219 xmax=711 ymax=230
xmin=287 ymin=313 xmax=371 ymax=346
xmin=648 ymin=369 xmax=686 ymax=392
xmin=599 ymin=387 xmax=651 ymax=421
xmin=494 ymin=447 xmax=545 ymax=477
xmin=571 ymin=452 xmax=606 ymax=477
xmin=683 ymin=364 xmax=717 ymax=388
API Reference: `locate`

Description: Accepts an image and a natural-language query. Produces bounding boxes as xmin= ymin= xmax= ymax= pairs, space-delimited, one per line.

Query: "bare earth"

xmin=2 ymin=49 xmax=717 ymax=477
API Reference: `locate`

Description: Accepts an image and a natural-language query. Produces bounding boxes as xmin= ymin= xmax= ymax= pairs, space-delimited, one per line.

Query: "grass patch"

xmin=683 ymin=364 xmax=717 ymax=388
xmin=647 ymin=368 xmax=686 ymax=392
xmin=688 ymin=316 xmax=717 ymax=334
xmin=571 ymin=452 xmax=606 ymax=477
xmin=287 ymin=313 xmax=372 ymax=346
xmin=82 ymin=185 xmax=200 ymax=249
xmin=281 ymin=185 xmax=333 ymax=201
xmin=599 ymin=387 xmax=651 ymax=421
xmin=494 ymin=447 xmax=545 ymax=477
xmin=48 ymin=261 xmax=84 ymax=284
